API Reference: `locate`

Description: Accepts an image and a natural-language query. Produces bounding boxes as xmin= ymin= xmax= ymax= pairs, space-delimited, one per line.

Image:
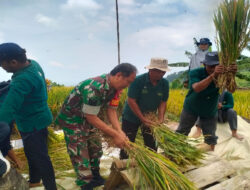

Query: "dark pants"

xmin=0 ymin=122 xmax=10 ymax=176
xmin=0 ymin=122 xmax=10 ymax=144
xmin=218 ymin=109 xmax=237 ymax=131
xmin=120 ymin=119 xmax=157 ymax=159
xmin=20 ymin=128 xmax=57 ymax=190
xmin=176 ymin=109 xmax=218 ymax=145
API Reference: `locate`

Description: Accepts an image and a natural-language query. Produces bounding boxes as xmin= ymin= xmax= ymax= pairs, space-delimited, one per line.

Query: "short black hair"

xmin=0 ymin=43 xmax=27 ymax=64
xmin=110 ymin=63 xmax=137 ymax=77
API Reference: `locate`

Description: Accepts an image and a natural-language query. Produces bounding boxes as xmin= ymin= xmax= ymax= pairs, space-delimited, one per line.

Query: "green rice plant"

xmin=125 ymin=142 xmax=197 ymax=190
xmin=214 ymin=0 xmax=250 ymax=92
xmin=145 ymin=113 xmax=204 ymax=168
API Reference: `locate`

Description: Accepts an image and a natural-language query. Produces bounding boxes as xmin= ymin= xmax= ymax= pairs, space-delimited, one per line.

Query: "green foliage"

xmin=168 ymin=62 xmax=189 ymax=67
xmin=167 ymin=70 xmax=189 ymax=89
xmin=237 ymin=57 xmax=250 ymax=71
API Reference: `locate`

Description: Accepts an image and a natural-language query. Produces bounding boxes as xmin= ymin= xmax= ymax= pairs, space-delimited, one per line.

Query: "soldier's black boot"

xmin=81 ymin=169 xmax=105 ymax=190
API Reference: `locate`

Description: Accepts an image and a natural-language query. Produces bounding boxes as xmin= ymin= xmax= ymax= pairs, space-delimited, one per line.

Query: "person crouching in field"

xmin=0 ymin=43 xmax=57 ymax=189
xmin=176 ymin=52 xmax=237 ymax=151
xmin=56 ymin=63 xmax=137 ymax=190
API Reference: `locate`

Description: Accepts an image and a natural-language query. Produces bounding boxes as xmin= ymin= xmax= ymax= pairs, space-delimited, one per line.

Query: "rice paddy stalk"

xmin=214 ymin=0 xmax=250 ymax=92
xmin=124 ymin=142 xmax=197 ymax=190
xmin=145 ymin=113 xmax=205 ymax=168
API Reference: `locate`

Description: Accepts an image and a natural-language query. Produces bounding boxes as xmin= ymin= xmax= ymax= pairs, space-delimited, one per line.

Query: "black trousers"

xmin=120 ymin=119 xmax=157 ymax=159
xmin=20 ymin=128 xmax=57 ymax=190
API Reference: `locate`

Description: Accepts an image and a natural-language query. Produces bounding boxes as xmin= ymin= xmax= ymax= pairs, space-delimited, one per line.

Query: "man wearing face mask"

xmin=190 ymin=38 xmax=212 ymax=70
xmin=120 ymin=58 xmax=170 ymax=159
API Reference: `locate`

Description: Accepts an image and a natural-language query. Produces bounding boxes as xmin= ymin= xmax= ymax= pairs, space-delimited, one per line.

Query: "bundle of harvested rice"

xmin=125 ymin=142 xmax=197 ymax=190
xmin=214 ymin=0 xmax=250 ymax=92
xmin=145 ymin=113 xmax=204 ymax=168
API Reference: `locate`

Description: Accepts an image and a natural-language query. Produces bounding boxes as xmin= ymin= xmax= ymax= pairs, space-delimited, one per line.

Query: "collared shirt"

xmin=0 ymin=60 xmax=52 ymax=132
xmin=56 ymin=74 xmax=120 ymax=136
xmin=184 ymin=67 xmax=219 ymax=118
xmin=122 ymin=73 xmax=169 ymax=124
xmin=221 ymin=91 xmax=234 ymax=110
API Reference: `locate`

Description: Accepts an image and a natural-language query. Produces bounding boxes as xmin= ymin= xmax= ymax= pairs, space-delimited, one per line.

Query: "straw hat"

xmin=145 ymin=58 xmax=170 ymax=72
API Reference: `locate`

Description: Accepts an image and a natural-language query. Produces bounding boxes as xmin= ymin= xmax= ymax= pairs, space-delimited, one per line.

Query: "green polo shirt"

xmin=221 ymin=91 xmax=234 ymax=110
xmin=0 ymin=60 xmax=52 ymax=132
xmin=184 ymin=67 xmax=219 ymax=118
xmin=123 ymin=73 xmax=169 ymax=124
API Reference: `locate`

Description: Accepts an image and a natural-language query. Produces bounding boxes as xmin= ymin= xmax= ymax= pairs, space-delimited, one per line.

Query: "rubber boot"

xmin=81 ymin=169 xmax=105 ymax=190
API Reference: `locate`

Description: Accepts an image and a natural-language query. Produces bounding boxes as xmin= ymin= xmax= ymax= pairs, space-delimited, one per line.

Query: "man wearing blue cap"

xmin=176 ymin=52 xmax=237 ymax=151
xmin=0 ymin=43 xmax=57 ymax=189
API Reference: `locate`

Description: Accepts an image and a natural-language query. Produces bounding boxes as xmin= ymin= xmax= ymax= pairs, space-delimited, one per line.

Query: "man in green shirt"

xmin=176 ymin=52 xmax=237 ymax=151
xmin=120 ymin=58 xmax=170 ymax=159
xmin=56 ymin=63 xmax=137 ymax=190
xmin=0 ymin=43 xmax=56 ymax=189
xmin=218 ymin=90 xmax=243 ymax=140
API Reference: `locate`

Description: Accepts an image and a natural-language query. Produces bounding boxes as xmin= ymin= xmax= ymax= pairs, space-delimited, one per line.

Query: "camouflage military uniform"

xmin=56 ymin=74 xmax=120 ymax=186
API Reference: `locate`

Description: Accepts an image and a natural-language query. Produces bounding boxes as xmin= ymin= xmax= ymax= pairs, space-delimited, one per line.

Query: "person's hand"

xmin=158 ymin=118 xmax=164 ymax=124
xmin=213 ymin=65 xmax=224 ymax=78
xmin=228 ymin=63 xmax=237 ymax=74
xmin=112 ymin=131 xmax=129 ymax=149
xmin=16 ymin=160 xmax=25 ymax=170
xmin=218 ymin=103 xmax=222 ymax=109
xmin=117 ymin=129 xmax=128 ymax=140
xmin=141 ymin=117 xmax=155 ymax=127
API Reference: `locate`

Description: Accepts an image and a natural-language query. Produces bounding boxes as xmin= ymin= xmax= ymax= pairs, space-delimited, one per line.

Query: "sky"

xmin=0 ymin=0 xmax=248 ymax=86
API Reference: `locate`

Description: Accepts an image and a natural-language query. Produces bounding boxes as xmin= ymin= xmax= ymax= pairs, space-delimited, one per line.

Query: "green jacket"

xmin=0 ymin=60 xmax=52 ymax=132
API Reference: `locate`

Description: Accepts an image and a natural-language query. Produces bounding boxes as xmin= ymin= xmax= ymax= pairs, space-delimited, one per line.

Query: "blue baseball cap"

xmin=197 ymin=38 xmax=212 ymax=46
xmin=0 ymin=43 xmax=26 ymax=65
xmin=201 ymin=52 xmax=220 ymax=66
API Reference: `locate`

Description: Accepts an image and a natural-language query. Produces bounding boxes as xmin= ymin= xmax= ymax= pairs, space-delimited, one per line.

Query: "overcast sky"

xmin=0 ymin=0 xmax=248 ymax=86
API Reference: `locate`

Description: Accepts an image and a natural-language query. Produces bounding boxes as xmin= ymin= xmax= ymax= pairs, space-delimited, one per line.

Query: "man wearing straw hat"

xmin=176 ymin=52 xmax=237 ymax=151
xmin=120 ymin=58 xmax=170 ymax=159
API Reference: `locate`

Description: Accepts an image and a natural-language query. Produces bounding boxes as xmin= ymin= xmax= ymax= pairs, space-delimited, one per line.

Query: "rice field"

xmin=166 ymin=89 xmax=250 ymax=120
xmin=47 ymin=87 xmax=250 ymax=122
xmin=47 ymin=86 xmax=73 ymax=120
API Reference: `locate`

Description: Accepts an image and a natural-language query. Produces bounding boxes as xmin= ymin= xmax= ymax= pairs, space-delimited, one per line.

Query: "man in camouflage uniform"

xmin=56 ymin=63 xmax=137 ymax=190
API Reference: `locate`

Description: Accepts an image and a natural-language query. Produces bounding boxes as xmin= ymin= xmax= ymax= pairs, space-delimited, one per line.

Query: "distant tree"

xmin=185 ymin=51 xmax=192 ymax=60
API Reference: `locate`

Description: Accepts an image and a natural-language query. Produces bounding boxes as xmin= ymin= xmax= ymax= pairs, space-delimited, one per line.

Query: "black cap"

xmin=202 ymin=52 xmax=220 ymax=66
xmin=197 ymin=38 xmax=212 ymax=46
xmin=0 ymin=43 xmax=26 ymax=65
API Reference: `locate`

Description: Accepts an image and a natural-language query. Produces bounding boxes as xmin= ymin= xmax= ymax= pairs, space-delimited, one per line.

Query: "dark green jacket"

xmin=0 ymin=60 xmax=52 ymax=132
